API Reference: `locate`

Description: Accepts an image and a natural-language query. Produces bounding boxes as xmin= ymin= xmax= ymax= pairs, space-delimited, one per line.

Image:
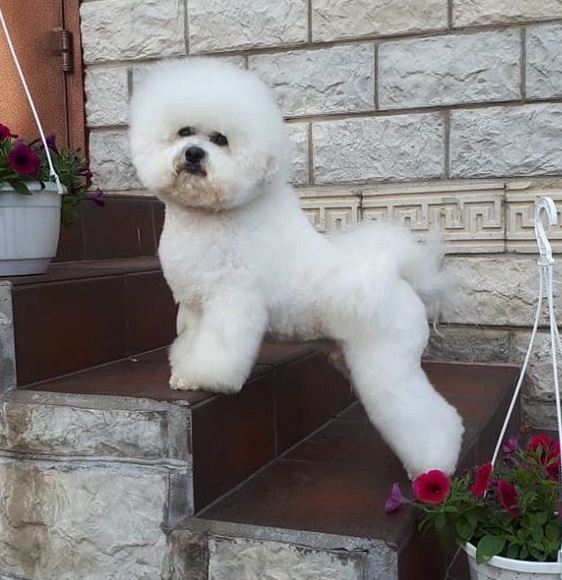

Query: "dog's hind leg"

xmin=169 ymin=292 xmax=267 ymax=394
xmin=341 ymin=282 xmax=464 ymax=478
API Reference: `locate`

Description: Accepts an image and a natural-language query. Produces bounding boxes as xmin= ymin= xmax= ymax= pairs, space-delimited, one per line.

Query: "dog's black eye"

xmin=178 ymin=127 xmax=195 ymax=137
xmin=210 ymin=132 xmax=228 ymax=147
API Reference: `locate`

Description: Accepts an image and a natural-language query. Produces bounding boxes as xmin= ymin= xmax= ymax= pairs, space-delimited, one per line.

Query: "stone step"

xmin=0 ymin=344 xmax=520 ymax=579
xmin=0 ymin=256 xmax=176 ymax=387
xmin=176 ymin=360 xmax=521 ymax=580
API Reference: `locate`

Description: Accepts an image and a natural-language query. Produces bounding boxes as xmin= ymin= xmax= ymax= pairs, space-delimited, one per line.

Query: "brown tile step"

xmin=182 ymin=360 xmax=520 ymax=580
xmin=25 ymin=341 xmax=355 ymax=512
xmin=4 ymin=256 xmax=176 ymax=385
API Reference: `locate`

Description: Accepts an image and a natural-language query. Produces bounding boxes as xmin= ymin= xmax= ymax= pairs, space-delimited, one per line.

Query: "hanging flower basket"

xmin=0 ymin=182 xmax=61 ymax=276
xmin=385 ymin=197 xmax=562 ymax=579
xmin=464 ymin=541 xmax=561 ymax=580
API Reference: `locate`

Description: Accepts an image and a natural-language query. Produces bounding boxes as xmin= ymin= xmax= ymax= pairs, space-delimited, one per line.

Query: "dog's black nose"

xmin=185 ymin=146 xmax=206 ymax=164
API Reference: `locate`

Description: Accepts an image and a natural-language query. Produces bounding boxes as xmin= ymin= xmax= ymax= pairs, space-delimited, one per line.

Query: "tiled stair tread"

xmin=195 ymin=361 xmax=520 ymax=545
xmin=7 ymin=256 xmax=161 ymax=285
xmin=25 ymin=342 xmax=319 ymax=403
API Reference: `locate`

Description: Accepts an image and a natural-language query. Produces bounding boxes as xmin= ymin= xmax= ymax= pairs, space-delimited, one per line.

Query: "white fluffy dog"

xmin=129 ymin=58 xmax=464 ymax=477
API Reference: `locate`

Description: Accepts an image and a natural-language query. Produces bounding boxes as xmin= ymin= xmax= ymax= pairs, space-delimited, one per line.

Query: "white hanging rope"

xmin=0 ymin=3 xmax=63 ymax=194
xmin=488 ymin=196 xmax=562 ymax=572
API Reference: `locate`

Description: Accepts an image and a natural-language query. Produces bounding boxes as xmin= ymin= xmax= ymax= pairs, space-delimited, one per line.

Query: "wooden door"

xmin=0 ymin=0 xmax=84 ymax=151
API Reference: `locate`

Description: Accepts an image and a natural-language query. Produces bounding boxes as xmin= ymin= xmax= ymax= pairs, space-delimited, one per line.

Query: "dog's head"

xmin=129 ymin=58 xmax=291 ymax=211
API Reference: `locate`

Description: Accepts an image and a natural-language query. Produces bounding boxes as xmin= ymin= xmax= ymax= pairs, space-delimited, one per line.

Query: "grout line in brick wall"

xmin=184 ymin=0 xmax=190 ymax=55
xmin=447 ymin=0 xmax=453 ymax=30
xmin=307 ymin=123 xmax=314 ymax=186
xmin=307 ymin=0 xmax=312 ymax=44
xmin=81 ymin=17 xmax=562 ymax=68
xmin=281 ymin=96 xmax=562 ymax=124
xmin=444 ymin=110 xmax=451 ymax=180
xmin=373 ymin=43 xmax=379 ymax=111
xmin=520 ymin=27 xmax=527 ymax=102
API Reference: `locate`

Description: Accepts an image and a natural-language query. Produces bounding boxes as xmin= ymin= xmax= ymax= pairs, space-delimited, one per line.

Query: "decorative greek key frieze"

xmin=506 ymin=189 xmax=562 ymax=253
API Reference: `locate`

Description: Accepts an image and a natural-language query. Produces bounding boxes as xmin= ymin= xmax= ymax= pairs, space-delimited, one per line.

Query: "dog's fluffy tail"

xmin=330 ymin=222 xmax=455 ymax=320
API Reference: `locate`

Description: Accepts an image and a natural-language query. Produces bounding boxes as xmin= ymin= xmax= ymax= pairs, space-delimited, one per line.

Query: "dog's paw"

xmin=169 ymin=372 xmax=244 ymax=394
xmin=169 ymin=374 xmax=202 ymax=391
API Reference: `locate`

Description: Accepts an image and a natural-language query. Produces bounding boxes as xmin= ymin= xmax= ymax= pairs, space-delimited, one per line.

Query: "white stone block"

xmin=453 ymin=0 xmax=562 ymax=27
xmin=208 ymin=536 xmax=364 ymax=580
xmin=511 ymin=330 xmax=556 ymax=401
xmin=312 ymin=114 xmax=444 ymax=184
xmin=188 ymin=0 xmax=307 ymax=53
xmin=526 ymin=24 xmax=562 ymax=100
xmin=443 ymin=255 xmax=562 ymax=326
xmin=0 ymin=282 xmax=15 ymax=395
xmin=0 ymin=403 xmax=168 ymax=459
xmin=80 ymin=0 xmax=186 ymax=64
xmin=89 ymin=130 xmax=141 ymax=191
xmin=312 ymin=0 xmax=447 ymax=42
xmin=0 ymin=460 xmax=168 ymax=579
xmin=131 ymin=57 xmax=246 ymax=95
xmin=379 ymin=31 xmax=520 ymax=109
xmin=287 ymin=123 xmax=310 ymax=186
xmin=85 ymin=67 xmax=129 ymax=127
xmin=450 ymin=104 xmax=562 ymax=179
xmin=250 ymin=45 xmax=375 ymax=117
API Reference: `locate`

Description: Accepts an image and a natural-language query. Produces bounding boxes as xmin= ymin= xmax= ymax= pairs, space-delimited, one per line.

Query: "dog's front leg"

xmin=169 ymin=293 xmax=267 ymax=394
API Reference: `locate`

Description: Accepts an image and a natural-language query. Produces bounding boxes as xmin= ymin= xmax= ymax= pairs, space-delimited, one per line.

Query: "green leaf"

xmin=476 ymin=535 xmax=506 ymax=564
xmin=456 ymin=518 xmax=476 ymax=543
xmin=6 ymin=180 xmax=32 ymax=195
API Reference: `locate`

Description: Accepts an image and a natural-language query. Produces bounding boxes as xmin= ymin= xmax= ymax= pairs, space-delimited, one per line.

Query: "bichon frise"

xmin=129 ymin=58 xmax=464 ymax=477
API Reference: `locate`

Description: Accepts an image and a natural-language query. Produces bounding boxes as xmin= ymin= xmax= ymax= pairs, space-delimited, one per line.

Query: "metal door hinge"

xmin=54 ymin=28 xmax=73 ymax=74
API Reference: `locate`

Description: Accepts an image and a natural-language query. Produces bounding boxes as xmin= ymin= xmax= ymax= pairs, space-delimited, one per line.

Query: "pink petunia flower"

xmin=471 ymin=462 xmax=493 ymax=498
xmin=412 ymin=470 xmax=451 ymax=504
xmin=529 ymin=434 xmax=560 ymax=481
xmin=7 ymin=142 xmax=41 ymax=176
xmin=497 ymin=480 xmax=520 ymax=516
xmin=384 ymin=483 xmax=411 ymax=513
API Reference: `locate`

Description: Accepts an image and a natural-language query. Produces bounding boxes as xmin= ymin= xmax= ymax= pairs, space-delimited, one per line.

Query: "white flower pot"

xmin=464 ymin=542 xmax=561 ymax=580
xmin=0 ymin=182 xmax=62 ymax=276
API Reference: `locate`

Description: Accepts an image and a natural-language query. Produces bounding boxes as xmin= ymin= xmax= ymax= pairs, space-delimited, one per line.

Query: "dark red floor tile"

xmin=54 ymin=215 xmax=86 ymax=262
xmin=13 ymin=277 xmax=128 ymax=385
xmin=10 ymin=257 xmax=160 ymax=285
xmin=82 ymin=196 xmax=157 ymax=260
xmin=285 ymin=419 xmax=401 ymax=470
xmin=125 ymin=271 xmax=176 ymax=354
xmin=256 ymin=341 xmax=318 ymax=366
xmin=27 ymin=348 xmax=273 ymax=404
xmin=338 ymin=402 xmax=370 ymax=423
xmin=423 ymin=361 xmax=520 ymax=400
xmin=192 ymin=374 xmax=276 ymax=511
xmin=198 ymin=458 xmax=414 ymax=542
xmin=274 ymin=352 xmax=354 ymax=453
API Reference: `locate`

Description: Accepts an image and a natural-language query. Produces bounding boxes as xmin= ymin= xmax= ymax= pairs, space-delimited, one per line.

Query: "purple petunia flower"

xmin=78 ymin=162 xmax=93 ymax=180
xmin=502 ymin=436 xmax=520 ymax=455
xmin=45 ymin=133 xmax=59 ymax=154
xmin=92 ymin=188 xmax=106 ymax=207
xmin=8 ymin=142 xmax=41 ymax=176
xmin=0 ymin=123 xmax=17 ymax=141
xmin=384 ymin=483 xmax=411 ymax=513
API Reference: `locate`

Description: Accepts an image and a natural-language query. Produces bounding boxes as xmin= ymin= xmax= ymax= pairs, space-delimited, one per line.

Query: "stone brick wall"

xmin=79 ymin=0 xmax=562 ymax=427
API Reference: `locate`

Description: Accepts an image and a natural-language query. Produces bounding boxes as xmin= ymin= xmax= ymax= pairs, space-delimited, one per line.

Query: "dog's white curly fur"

xmin=129 ymin=58 xmax=464 ymax=477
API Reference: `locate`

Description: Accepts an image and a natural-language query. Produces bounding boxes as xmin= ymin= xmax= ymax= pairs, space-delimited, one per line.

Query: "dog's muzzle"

xmin=183 ymin=145 xmax=207 ymax=176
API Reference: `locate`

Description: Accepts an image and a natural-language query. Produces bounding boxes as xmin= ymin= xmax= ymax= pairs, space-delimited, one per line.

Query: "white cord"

xmin=0 ymin=4 xmax=63 ymax=194
xmin=490 ymin=263 xmax=544 ymax=466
